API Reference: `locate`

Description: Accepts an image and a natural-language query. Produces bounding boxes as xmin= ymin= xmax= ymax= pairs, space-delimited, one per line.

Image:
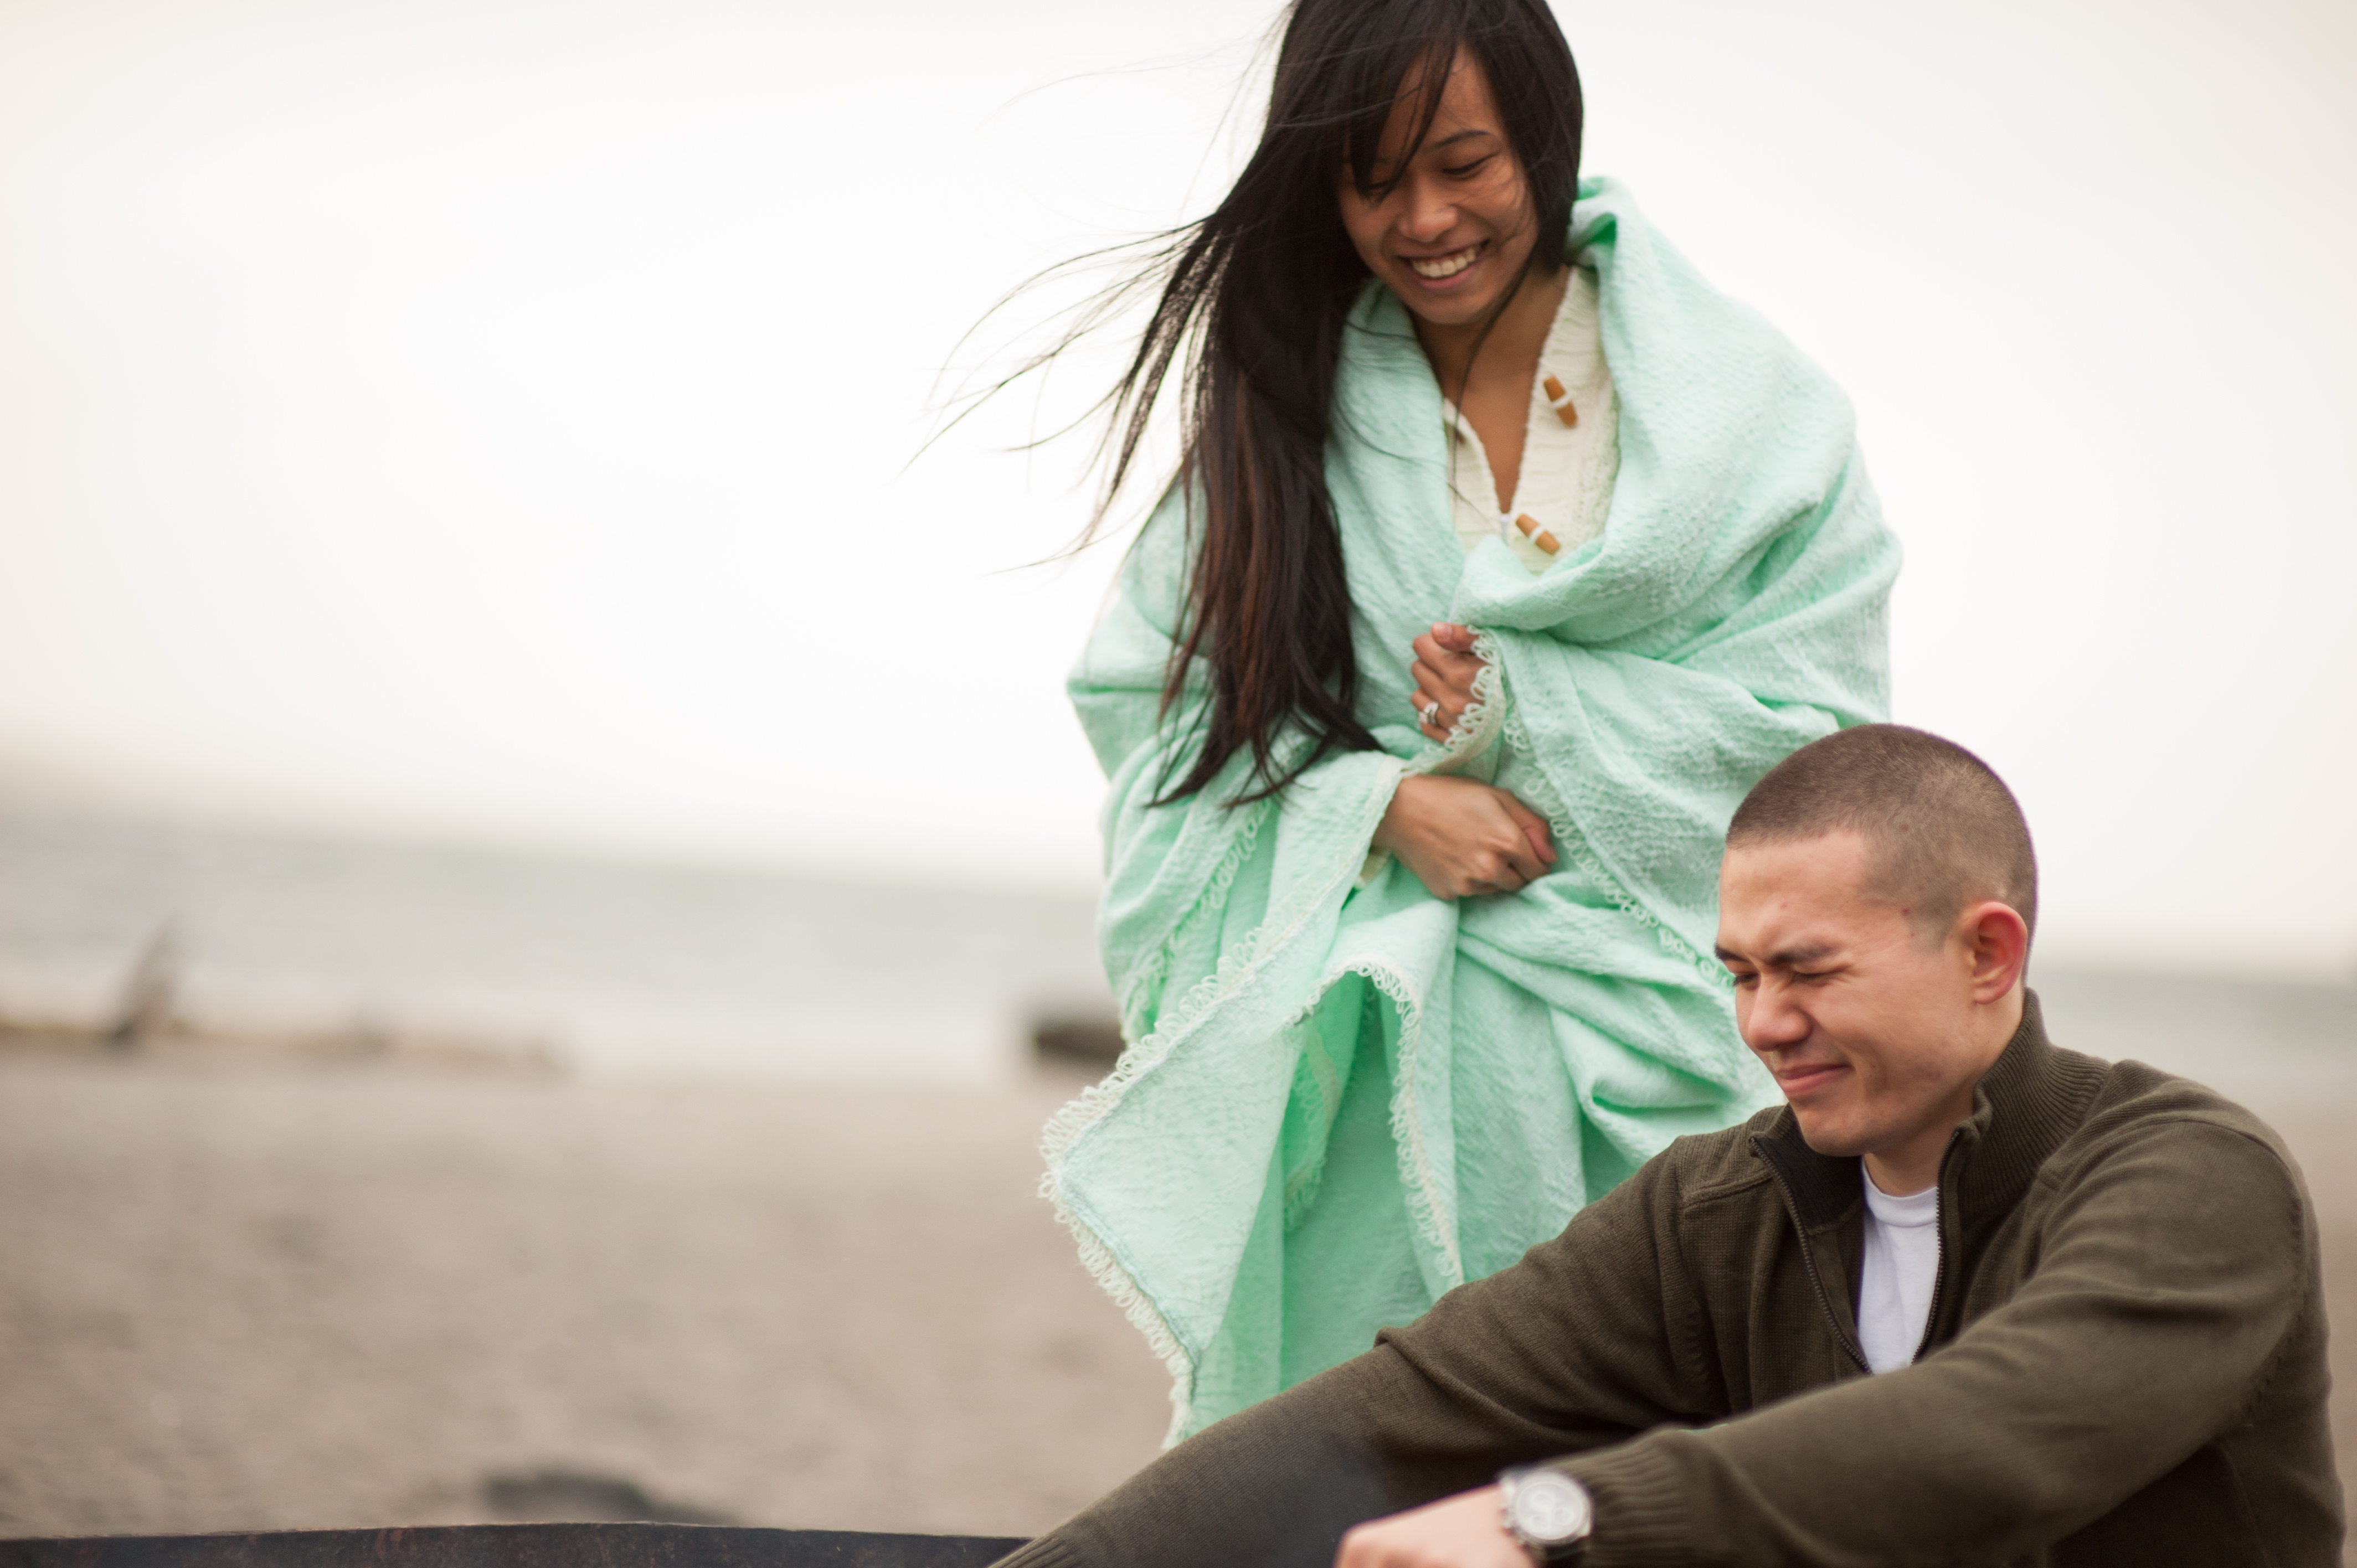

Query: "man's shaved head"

xmin=1728 ymin=725 xmax=2037 ymax=943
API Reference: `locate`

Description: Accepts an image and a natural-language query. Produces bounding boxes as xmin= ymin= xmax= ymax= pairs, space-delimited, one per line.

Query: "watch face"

xmin=1511 ymin=1472 xmax=1593 ymax=1544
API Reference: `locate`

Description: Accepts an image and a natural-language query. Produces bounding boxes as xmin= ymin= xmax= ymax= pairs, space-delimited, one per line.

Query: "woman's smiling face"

xmin=1337 ymin=47 xmax=1540 ymax=329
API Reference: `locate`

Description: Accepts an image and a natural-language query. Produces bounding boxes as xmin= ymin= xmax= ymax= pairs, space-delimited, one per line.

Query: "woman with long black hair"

xmin=1040 ymin=0 xmax=1899 ymax=1440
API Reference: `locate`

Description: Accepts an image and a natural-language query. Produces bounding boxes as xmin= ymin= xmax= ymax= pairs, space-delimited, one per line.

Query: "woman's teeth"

xmin=1408 ymin=245 xmax=1481 ymax=280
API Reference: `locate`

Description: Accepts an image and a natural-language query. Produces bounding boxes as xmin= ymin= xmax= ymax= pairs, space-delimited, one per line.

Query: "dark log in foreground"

xmin=0 ymin=1525 xmax=1026 ymax=1568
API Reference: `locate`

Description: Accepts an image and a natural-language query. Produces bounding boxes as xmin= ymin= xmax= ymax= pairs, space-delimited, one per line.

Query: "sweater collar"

xmin=1752 ymin=988 xmax=2099 ymax=1232
xmin=1943 ymin=989 xmax=2107 ymax=1230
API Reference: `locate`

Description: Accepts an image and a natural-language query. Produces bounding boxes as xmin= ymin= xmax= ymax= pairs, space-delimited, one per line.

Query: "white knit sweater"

xmin=1440 ymin=264 xmax=1619 ymax=572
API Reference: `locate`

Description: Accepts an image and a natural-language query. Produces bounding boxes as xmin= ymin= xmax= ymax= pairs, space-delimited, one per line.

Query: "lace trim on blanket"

xmin=1111 ymin=800 xmax=1270 ymax=1041
xmin=1280 ymin=1013 xmax=1345 ymax=1230
xmin=1474 ymin=628 xmax=1733 ymax=995
xmin=1357 ymin=958 xmax=1463 ymax=1292
xmin=1423 ymin=644 xmax=1505 ymax=773
xmin=1349 ymin=645 xmax=1506 ymax=1283
xmin=1039 ymin=760 xmax=1403 ymax=1444
xmin=1358 ymin=635 xmax=1509 ymax=886
xmin=1273 ymin=968 xmax=1461 ymax=1309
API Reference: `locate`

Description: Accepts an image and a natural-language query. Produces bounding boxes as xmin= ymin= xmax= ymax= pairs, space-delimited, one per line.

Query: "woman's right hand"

xmin=1372 ymin=775 xmax=1556 ymax=900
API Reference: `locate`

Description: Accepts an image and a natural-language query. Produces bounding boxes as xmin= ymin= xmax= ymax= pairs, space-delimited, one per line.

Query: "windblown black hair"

xmin=979 ymin=0 xmax=1584 ymax=802
xmin=1115 ymin=0 xmax=1583 ymax=802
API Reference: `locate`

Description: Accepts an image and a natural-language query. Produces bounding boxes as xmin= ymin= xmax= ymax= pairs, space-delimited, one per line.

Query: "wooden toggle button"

xmin=1541 ymin=374 xmax=1578 ymax=427
xmin=1514 ymin=513 xmax=1561 ymax=555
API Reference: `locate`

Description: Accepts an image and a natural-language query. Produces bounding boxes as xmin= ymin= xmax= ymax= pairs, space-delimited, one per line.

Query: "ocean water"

xmin=0 ymin=811 xmax=2348 ymax=1100
xmin=0 ymin=813 xmax=1113 ymax=1087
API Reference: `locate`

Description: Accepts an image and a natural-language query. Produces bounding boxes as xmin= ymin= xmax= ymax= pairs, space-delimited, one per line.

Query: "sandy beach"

xmin=4 ymin=1030 xmax=2356 ymax=1550
xmin=0 ymin=1044 xmax=1165 ymax=1540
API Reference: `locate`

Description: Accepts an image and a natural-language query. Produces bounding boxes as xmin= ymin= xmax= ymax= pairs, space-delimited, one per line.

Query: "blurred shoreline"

xmin=0 ymin=807 xmax=2346 ymax=1098
xmin=0 ymin=809 xmax=1119 ymax=1089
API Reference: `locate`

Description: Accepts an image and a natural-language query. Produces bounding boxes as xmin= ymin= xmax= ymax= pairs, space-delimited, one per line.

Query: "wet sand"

xmin=3 ymin=1044 xmax=2355 ymax=1547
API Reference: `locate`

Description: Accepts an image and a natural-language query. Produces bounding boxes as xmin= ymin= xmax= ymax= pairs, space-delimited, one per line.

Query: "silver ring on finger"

xmin=1418 ymin=699 xmax=1442 ymax=728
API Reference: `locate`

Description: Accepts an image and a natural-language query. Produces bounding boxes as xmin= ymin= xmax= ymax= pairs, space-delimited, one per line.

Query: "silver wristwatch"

xmin=1497 ymin=1465 xmax=1593 ymax=1563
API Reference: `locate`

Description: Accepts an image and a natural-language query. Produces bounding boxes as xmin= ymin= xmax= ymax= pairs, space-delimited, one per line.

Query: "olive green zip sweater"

xmin=996 ymin=993 xmax=2341 ymax=1566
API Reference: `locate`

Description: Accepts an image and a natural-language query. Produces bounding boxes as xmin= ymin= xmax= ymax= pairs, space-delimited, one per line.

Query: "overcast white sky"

xmin=0 ymin=0 xmax=2349 ymax=979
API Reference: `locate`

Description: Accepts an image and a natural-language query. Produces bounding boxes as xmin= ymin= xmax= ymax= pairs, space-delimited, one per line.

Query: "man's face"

xmin=1715 ymin=831 xmax=1995 ymax=1170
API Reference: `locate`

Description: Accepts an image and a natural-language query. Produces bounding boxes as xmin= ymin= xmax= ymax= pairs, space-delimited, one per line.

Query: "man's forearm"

xmin=992 ymin=1359 xmax=1409 ymax=1568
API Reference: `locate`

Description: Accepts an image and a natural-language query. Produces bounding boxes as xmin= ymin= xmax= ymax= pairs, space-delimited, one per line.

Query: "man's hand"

xmin=1411 ymin=622 xmax=1486 ymax=741
xmin=1373 ymin=775 xmax=1555 ymax=899
xmin=1335 ymin=1485 xmax=1528 ymax=1568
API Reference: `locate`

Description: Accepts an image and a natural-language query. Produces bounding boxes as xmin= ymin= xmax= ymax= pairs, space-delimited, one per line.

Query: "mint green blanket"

xmin=1049 ymin=178 xmax=1900 ymax=1441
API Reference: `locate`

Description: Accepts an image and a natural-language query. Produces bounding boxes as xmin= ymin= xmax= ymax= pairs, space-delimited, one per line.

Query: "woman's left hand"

xmin=1410 ymin=622 xmax=1485 ymax=741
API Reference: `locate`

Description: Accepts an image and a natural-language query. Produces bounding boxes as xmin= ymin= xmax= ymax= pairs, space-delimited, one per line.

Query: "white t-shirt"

xmin=1857 ymin=1172 xmax=1942 ymax=1374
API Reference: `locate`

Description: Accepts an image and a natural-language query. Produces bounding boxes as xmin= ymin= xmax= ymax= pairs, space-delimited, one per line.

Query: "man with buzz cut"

xmin=992 ymin=725 xmax=2342 ymax=1568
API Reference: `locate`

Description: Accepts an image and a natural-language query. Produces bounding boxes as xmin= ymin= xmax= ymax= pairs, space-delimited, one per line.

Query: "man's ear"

xmin=1959 ymin=900 xmax=2031 ymax=1005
